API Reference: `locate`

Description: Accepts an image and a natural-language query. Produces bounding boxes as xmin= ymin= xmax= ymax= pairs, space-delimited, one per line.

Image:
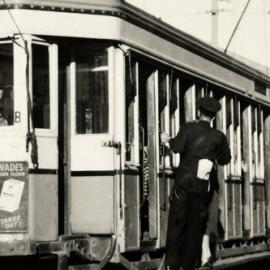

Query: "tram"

xmin=0 ymin=0 xmax=270 ymax=269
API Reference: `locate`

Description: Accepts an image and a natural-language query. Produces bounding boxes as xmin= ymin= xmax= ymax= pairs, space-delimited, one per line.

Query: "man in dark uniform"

xmin=162 ymin=97 xmax=231 ymax=270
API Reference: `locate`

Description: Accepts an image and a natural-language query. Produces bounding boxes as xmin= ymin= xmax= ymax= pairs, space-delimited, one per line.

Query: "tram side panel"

xmin=29 ymin=173 xmax=58 ymax=241
xmin=71 ymin=176 xmax=115 ymax=234
xmin=124 ymin=174 xmax=140 ymax=250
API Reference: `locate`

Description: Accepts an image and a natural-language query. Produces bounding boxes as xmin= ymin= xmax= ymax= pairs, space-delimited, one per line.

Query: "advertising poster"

xmin=0 ymin=162 xmax=28 ymax=232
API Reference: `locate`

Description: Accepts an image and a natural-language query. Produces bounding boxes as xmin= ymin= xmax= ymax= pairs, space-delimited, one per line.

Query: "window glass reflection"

xmin=32 ymin=44 xmax=50 ymax=129
xmin=76 ymin=48 xmax=108 ymax=134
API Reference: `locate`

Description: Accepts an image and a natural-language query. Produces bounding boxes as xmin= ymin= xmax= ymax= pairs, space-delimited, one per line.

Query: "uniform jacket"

xmin=169 ymin=120 xmax=231 ymax=193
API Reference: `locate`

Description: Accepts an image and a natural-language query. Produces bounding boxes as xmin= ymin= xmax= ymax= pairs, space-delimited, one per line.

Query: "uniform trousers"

xmin=165 ymin=177 xmax=209 ymax=270
xmin=206 ymin=190 xmax=219 ymax=237
xmin=206 ymin=167 xmax=220 ymax=238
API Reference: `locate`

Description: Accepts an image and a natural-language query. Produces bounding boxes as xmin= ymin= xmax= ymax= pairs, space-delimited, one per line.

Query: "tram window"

xmin=226 ymin=96 xmax=232 ymax=175
xmin=32 ymin=44 xmax=50 ymax=129
xmin=0 ymin=43 xmax=14 ymax=126
xmin=158 ymin=71 xmax=167 ymax=133
xmin=233 ymin=97 xmax=241 ymax=176
xmin=195 ymin=84 xmax=204 ymax=118
xmin=158 ymin=71 xmax=167 ymax=165
xmin=226 ymin=97 xmax=232 ymax=129
xmin=170 ymin=77 xmax=177 ymax=115
xmin=126 ymin=57 xmax=137 ymax=162
xmin=225 ymin=95 xmax=242 ymax=176
xmin=211 ymin=90 xmax=222 ymax=129
xmin=170 ymin=77 xmax=179 ymax=167
xmin=179 ymin=89 xmax=185 ymax=125
xmin=252 ymin=106 xmax=257 ymax=178
xmin=252 ymin=106 xmax=264 ymax=179
xmin=255 ymin=81 xmax=266 ymax=96
xmin=257 ymin=109 xmax=262 ymax=177
xmin=195 ymin=84 xmax=204 ymax=100
xmin=169 ymin=77 xmax=177 ymax=132
xmin=76 ymin=49 xmax=108 ymax=134
xmin=179 ymin=78 xmax=194 ymax=123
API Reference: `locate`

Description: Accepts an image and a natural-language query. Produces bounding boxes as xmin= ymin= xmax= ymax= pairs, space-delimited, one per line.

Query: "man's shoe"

xmin=201 ymin=255 xmax=215 ymax=267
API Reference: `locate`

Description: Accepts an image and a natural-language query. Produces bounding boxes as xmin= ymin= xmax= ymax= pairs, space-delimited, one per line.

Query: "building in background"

xmin=126 ymin=0 xmax=270 ymax=75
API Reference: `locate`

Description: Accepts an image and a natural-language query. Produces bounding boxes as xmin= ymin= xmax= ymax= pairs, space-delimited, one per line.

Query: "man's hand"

xmin=161 ymin=132 xmax=170 ymax=144
xmin=241 ymin=160 xmax=248 ymax=173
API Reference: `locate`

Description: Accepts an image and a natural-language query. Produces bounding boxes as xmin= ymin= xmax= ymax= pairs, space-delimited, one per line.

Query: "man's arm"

xmin=216 ymin=132 xmax=231 ymax=165
xmin=160 ymin=124 xmax=188 ymax=154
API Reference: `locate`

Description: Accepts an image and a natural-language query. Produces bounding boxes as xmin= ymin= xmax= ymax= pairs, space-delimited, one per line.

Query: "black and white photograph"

xmin=0 ymin=0 xmax=270 ymax=269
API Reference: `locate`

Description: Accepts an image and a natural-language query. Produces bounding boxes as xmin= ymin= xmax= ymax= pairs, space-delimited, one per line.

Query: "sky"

xmin=126 ymin=0 xmax=270 ymax=74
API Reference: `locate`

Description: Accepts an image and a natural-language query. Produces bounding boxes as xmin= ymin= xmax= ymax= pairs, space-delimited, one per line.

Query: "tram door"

xmin=59 ymin=43 xmax=116 ymax=235
xmin=125 ymin=58 xmax=163 ymax=244
xmin=124 ymin=59 xmax=165 ymax=249
xmin=28 ymin=39 xmax=59 ymax=241
xmin=138 ymin=63 xmax=159 ymax=241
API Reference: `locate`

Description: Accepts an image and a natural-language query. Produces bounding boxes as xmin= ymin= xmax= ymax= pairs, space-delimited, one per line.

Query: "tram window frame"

xmin=74 ymin=45 xmax=109 ymax=135
xmin=30 ymin=39 xmax=58 ymax=137
xmin=0 ymin=42 xmax=14 ymax=128
xmin=32 ymin=43 xmax=51 ymax=130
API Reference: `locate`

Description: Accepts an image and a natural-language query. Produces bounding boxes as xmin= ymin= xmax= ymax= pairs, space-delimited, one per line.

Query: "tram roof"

xmin=1 ymin=0 xmax=270 ymax=86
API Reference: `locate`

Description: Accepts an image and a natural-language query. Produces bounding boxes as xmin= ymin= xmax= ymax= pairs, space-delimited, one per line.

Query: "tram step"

xmin=68 ymin=263 xmax=99 ymax=270
xmin=199 ymin=250 xmax=270 ymax=269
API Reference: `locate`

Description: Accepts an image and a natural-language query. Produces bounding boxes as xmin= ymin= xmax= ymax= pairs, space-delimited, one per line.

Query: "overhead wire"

xmin=224 ymin=0 xmax=252 ymax=54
